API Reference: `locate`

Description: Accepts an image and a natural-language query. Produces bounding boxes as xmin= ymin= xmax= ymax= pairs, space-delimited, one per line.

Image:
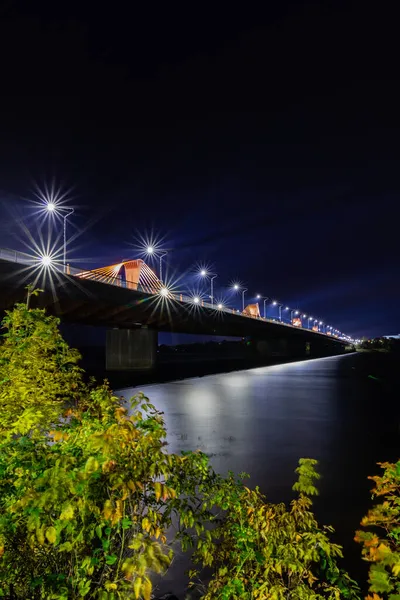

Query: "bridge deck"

xmin=0 ymin=255 xmax=347 ymax=347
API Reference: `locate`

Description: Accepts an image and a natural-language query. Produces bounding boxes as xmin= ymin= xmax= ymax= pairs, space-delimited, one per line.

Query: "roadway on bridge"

xmin=0 ymin=257 xmax=346 ymax=347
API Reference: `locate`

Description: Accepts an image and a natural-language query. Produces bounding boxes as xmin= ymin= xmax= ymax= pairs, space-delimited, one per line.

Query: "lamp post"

xmin=308 ymin=316 xmax=313 ymax=329
xmin=233 ymin=284 xmax=247 ymax=311
xmin=272 ymin=301 xmax=283 ymax=321
xmin=256 ymin=294 xmax=269 ymax=318
xmin=63 ymin=208 xmax=74 ymax=273
xmin=159 ymin=251 xmax=168 ymax=283
xmin=200 ymin=269 xmax=218 ymax=305
xmin=46 ymin=202 xmax=74 ymax=273
xmin=241 ymin=288 xmax=248 ymax=311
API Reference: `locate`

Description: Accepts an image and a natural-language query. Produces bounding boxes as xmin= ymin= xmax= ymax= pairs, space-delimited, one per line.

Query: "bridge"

xmin=0 ymin=248 xmax=352 ymax=370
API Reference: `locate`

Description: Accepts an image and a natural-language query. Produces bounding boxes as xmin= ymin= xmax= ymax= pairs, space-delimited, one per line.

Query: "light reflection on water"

xmin=117 ymin=353 xmax=399 ymax=597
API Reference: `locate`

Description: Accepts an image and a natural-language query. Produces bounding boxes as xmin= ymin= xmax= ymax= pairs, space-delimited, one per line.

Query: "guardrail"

xmin=0 ymin=248 xmax=344 ymax=340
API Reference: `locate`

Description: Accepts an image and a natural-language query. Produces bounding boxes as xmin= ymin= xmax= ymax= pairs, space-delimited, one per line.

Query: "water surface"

xmin=119 ymin=353 xmax=400 ymax=596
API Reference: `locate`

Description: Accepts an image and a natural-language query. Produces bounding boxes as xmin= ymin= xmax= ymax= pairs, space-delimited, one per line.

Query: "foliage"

xmin=187 ymin=458 xmax=361 ymax=600
xmin=0 ymin=300 xmax=212 ymax=599
xmin=0 ymin=299 xmax=84 ymax=438
xmin=355 ymin=460 xmax=400 ymax=600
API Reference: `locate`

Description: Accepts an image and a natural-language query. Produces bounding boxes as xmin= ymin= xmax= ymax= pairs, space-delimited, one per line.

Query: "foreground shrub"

xmin=0 ymin=300 xmax=214 ymax=599
xmin=355 ymin=460 xmax=400 ymax=600
xmin=188 ymin=459 xmax=361 ymax=599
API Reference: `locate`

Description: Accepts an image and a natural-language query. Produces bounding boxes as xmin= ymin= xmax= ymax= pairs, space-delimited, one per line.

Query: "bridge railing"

xmin=0 ymin=248 xmax=343 ymax=340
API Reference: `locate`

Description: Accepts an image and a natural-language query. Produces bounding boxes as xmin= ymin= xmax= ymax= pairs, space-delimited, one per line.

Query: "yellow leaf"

xmin=103 ymin=500 xmax=113 ymax=521
xmin=133 ymin=577 xmax=142 ymax=599
xmin=142 ymin=578 xmax=152 ymax=600
xmin=36 ymin=526 xmax=45 ymax=545
xmin=60 ymin=504 xmax=74 ymax=521
xmin=111 ymin=499 xmax=123 ymax=525
xmin=105 ymin=582 xmax=118 ymax=591
xmin=45 ymin=527 xmax=57 ymax=544
xmin=392 ymin=563 xmax=400 ymax=576
xmin=154 ymin=481 xmax=162 ymax=502
xmin=142 ymin=517 xmax=151 ymax=532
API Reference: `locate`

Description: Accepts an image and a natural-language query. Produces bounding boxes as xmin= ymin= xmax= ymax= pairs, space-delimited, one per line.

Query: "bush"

xmin=355 ymin=461 xmax=400 ymax=599
xmin=0 ymin=300 xmax=213 ymax=599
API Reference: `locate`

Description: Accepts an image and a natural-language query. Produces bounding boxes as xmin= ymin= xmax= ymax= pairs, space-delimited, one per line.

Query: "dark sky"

xmin=0 ymin=1 xmax=398 ymax=339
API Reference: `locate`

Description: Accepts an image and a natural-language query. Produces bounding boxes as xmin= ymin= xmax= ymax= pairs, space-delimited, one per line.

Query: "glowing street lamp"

xmin=160 ymin=287 xmax=169 ymax=297
xmin=193 ymin=296 xmax=200 ymax=304
xmin=217 ymin=303 xmax=223 ymax=310
xmin=272 ymin=300 xmax=283 ymax=321
xmin=200 ymin=269 xmax=218 ymax=305
xmin=45 ymin=202 xmax=74 ymax=273
xmin=40 ymin=255 xmax=53 ymax=267
xmin=232 ymin=284 xmax=247 ymax=311
xmin=256 ymin=294 xmax=269 ymax=318
xmin=144 ymin=245 xmax=168 ymax=283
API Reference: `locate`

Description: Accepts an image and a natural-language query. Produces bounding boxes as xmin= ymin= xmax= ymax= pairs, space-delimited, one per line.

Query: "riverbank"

xmin=78 ymin=343 xmax=351 ymax=389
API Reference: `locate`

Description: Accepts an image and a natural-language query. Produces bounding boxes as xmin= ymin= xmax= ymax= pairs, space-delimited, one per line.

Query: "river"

xmin=118 ymin=352 xmax=400 ymax=597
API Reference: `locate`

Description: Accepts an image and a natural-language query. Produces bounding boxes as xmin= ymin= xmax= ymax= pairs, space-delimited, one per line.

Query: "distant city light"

xmin=303 ymin=314 xmax=307 ymax=318
xmin=295 ymin=310 xmax=299 ymax=315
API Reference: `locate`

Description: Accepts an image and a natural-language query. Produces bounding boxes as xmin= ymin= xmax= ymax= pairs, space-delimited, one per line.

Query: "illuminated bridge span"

xmin=0 ymin=248 xmax=353 ymax=370
xmin=77 ymin=260 xmax=162 ymax=294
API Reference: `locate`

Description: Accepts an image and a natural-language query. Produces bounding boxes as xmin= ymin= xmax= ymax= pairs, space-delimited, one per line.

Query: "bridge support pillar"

xmin=106 ymin=327 xmax=157 ymax=371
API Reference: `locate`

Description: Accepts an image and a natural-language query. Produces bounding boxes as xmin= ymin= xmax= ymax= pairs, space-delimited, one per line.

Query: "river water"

xmin=118 ymin=352 xmax=400 ymax=597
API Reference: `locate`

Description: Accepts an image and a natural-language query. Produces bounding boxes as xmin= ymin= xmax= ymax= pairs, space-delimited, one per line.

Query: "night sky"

xmin=0 ymin=1 xmax=398 ymax=339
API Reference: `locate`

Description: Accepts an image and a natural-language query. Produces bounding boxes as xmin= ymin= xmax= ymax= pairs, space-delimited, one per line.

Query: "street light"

xmin=272 ymin=301 xmax=283 ymax=321
xmin=160 ymin=287 xmax=169 ymax=297
xmin=159 ymin=251 xmax=168 ymax=283
xmin=193 ymin=296 xmax=200 ymax=304
xmin=45 ymin=203 xmax=74 ymax=273
xmin=232 ymin=284 xmax=247 ymax=311
xmin=256 ymin=294 xmax=269 ymax=318
xmin=40 ymin=255 xmax=53 ymax=267
xmin=200 ymin=269 xmax=218 ymax=305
